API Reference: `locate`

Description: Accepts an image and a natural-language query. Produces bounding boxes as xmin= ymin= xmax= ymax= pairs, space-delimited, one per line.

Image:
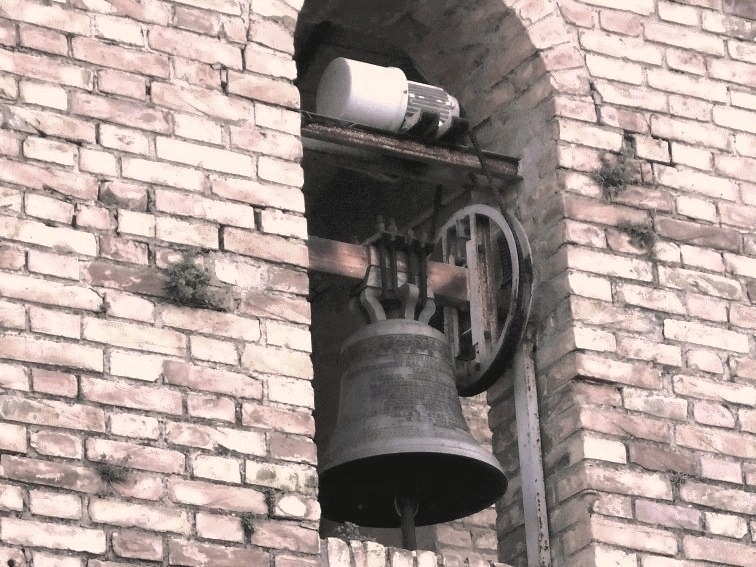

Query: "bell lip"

xmin=318 ymin=437 xmax=505 ymax=476
xmin=341 ymin=318 xmax=447 ymax=351
xmin=318 ymin=451 xmax=508 ymax=527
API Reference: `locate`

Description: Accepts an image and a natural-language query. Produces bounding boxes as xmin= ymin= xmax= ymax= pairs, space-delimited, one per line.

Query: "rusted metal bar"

xmin=301 ymin=122 xmax=520 ymax=181
xmin=307 ymin=235 xmax=468 ymax=306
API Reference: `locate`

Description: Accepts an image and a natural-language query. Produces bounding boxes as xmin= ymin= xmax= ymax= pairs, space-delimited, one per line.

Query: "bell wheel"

xmin=430 ymin=204 xmax=533 ymax=396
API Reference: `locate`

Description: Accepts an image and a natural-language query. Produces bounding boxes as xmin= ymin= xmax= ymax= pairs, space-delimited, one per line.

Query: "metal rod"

xmin=398 ymin=495 xmax=417 ymax=551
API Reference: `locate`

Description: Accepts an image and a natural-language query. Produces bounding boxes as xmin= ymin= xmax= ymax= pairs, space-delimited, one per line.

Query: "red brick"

xmin=0 ymin=394 xmax=105 ymax=432
xmin=673 ymin=374 xmax=755 ymax=405
xmin=248 ymin=15 xmax=295 ymax=54
xmin=27 ymin=249 xmax=78 ymax=280
xmin=0 ymin=47 xmax=93 ymax=89
xmin=87 ymin=438 xmax=185 ymax=474
xmin=81 ymin=376 xmax=183 ymax=415
xmin=655 ymin=216 xmax=741 ymax=252
xmin=635 ymin=499 xmax=701 ymax=530
xmin=104 ymin=291 xmax=155 ymax=323
xmin=590 ymin=515 xmax=677 ymax=555
xmin=72 ymin=92 xmax=171 ymax=133
xmin=1 ymin=517 xmax=106 ymax=553
xmin=84 ymin=260 xmax=166 ymax=296
xmin=166 ymin=421 xmax=265 ymax=456
xmin=24 ymin=192 xmax=74 ymax=223
xmin=174 ymin=112 xmax=223 ymax=144
xmin=664 ymin=319 xmax=749 ymax=353
xmin=0 ymin=244 xmax=25 ymax=270
xmin=18 ymin=23 xmax=68 ymax=55
xmin=121 ymin=157 xmax=206 ymax=191
xmin=168 ymin=539 xmax=269 ymax=567
xmin=168 ymin=478 xmax=267 ymax=513
xmin=192 ymin=454 xmax=241 ymax=483
xmin=270 ymin=432 xmax=317 ymax=464
xmin=659 ymin=266 xmax=742 ymax=300
xmin=150 ymin=81 xmax=255 ymax=122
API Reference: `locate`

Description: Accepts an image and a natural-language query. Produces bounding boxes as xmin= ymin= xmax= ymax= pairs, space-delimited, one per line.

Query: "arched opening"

xmin=294 ymin=2 xmax=582 ymax=563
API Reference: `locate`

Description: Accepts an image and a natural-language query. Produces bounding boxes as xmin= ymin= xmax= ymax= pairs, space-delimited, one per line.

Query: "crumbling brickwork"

xmin=0 ymin=1 xmax=753 ymax=566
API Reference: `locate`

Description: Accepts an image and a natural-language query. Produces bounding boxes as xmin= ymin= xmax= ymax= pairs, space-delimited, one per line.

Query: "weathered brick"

xmin=174 ymin=112 xmax=223 ymax=144
xmin=94 ymin=13 xmax=144 ymax=45
xmin=210 ymin=175 xmax=305 ymax=213
xmin=168 ymin=478 xmax=267 ymax=513
xmin=168 ymin=539 xmax=269 ymax=567
xmin=187 ymin=392 xmax=236 ymax=422
xmin=84 ymin=260 xmax=165 ymax=296
xmin=90 ymin=498 xmax=191 ymax=534
xmin=250 ymin=520 xmax=319 ymax=553
xmin=591 ymin=515 xmax=677 ymax=555
xmin=156 ymin=216 xmax=218 ymax=248
xmin=258 ymin=155 xmax=304 ymax=187
xmin=72 ymin=37 xmax=169 ymax=77
xmin=79 ymin=148 xmax=118 ymax=176
xmin=659 ymin=266 xmax=742 ymax=300
xmin=154 ymin=189 xmax=256 ymax=229
xmin=81 ymin=376 xmax=183 ymax=415
xmin=196 ymin=512 xmax=244 ymax=542
xmin=19 ymin=79 xmax=67 ymax=110
xmin=31 ymin=368 xmax=77 ymax=398
xmin=164 ymin=360 xmax=263 ymax=398
xmin=87 ymin=438 xmax=185 ymax=474
xmin=98 ymin=68 xmax=148 ymax=100
xmin=109 ymin=412 xmax=160 ymax=439
xmin=664 ymin=319 xmax=749 ymax=353
xmin=0 ymin=47 xmax=93 ymax=89
xmin=224 ymin=228 xmax=308 ymax=267
xmin=192 ymin=454 xmax=241 ymax=483
xmin=673 ymin=374 xmax=756 ymax=405
xmin=0 ymin=483 xmax=24 ymax=511
xmin=676 ymin=425 xmax=755 ymax=459
xmin=635 ymin=499 xmax=701 ymax=530
xmin=99 ymin=235 xmax=149 ymax=264
xmin=24 ymin=192 xmax=74 ymax=223
xmin=72 ymin=92 xmax=171 ymax=133
xmin=83 ymin=317 xmax=186 ymax=355
xmin=0 ymin=394 xmax=105 ymax=431
xmin=0 ymin=333 xmax=103 ymax=371
xmin=155 ymin=136 xmax=253 ymax=176
xmin=29 ymin=306 xmax=80 ymax=339
xmin=99 ymin=125 xmax=150 ymax=156
xmin=112 ymin=530 xmax=163 ymax=561
xmin=693 ymin=401 xmax=736 ymax=428
xmin=700 ymin=454 xmax=742 ymax=484
xmin=241 ymin=343 xmax=312 ymax=379
xmin=166 ymin=421 xmax=266 ymax=456
xmin=18 ymin=22 xmax=68 ymax=56
xmin=30 ymin=429 xmax=83 ymax=459
xmin=150 ymin=81 xmax=255 ymax=123
xmin=259 ymin=208 xmax=308 ymax=239
xmin=1 ymin=517 xmax=106 ymax=553
xmin=148 ymin=26 xmax=242 ymax=68
xmin=1 ymin=455 xmax=104 ymax=493
xmin=29 ymin=490 xmax=82 ymax=519
xmin=0 ymin=158 xmax=98 ymax=200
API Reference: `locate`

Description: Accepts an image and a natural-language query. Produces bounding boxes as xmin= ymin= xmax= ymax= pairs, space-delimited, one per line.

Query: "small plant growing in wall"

xmin=164 ymin=254 xmax=213 ymax=307
xmin=95 ymin=455 xmax=129 ymax=491
xmin=331 ymin=521 xmax=376 ymax=542
xmin=618 ymin=220 xmax=657 ymax=255
xmin=241 ymin=513 xmax=255 ymax=541
xmin=593 ymin=139 xmax=638 ymax=200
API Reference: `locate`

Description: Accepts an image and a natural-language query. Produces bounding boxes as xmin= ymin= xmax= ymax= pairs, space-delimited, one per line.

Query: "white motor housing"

xmin=316 ymin=57 xmax=460 ymax=138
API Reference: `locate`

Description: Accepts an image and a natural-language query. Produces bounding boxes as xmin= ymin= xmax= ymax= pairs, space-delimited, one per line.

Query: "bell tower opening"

xmin=294 ymin=9 xmax=520 ymax=556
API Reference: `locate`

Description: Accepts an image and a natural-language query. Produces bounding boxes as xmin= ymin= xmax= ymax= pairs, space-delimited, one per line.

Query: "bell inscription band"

xmin=318 ymin=314 xmax=507 ymax=547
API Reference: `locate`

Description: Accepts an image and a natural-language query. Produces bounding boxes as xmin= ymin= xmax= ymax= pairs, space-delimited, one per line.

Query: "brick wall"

xmin=0 ymin=1 xmax=754 ymax=567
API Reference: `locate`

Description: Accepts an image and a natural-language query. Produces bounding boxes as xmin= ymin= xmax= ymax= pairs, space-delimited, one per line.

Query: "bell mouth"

xmin=318 ymin=452 xmax=507 ymax=528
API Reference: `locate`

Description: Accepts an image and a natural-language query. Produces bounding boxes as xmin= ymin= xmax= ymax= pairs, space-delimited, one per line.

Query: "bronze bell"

xmin=318 ymin=303 xmax=507 ymax=532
